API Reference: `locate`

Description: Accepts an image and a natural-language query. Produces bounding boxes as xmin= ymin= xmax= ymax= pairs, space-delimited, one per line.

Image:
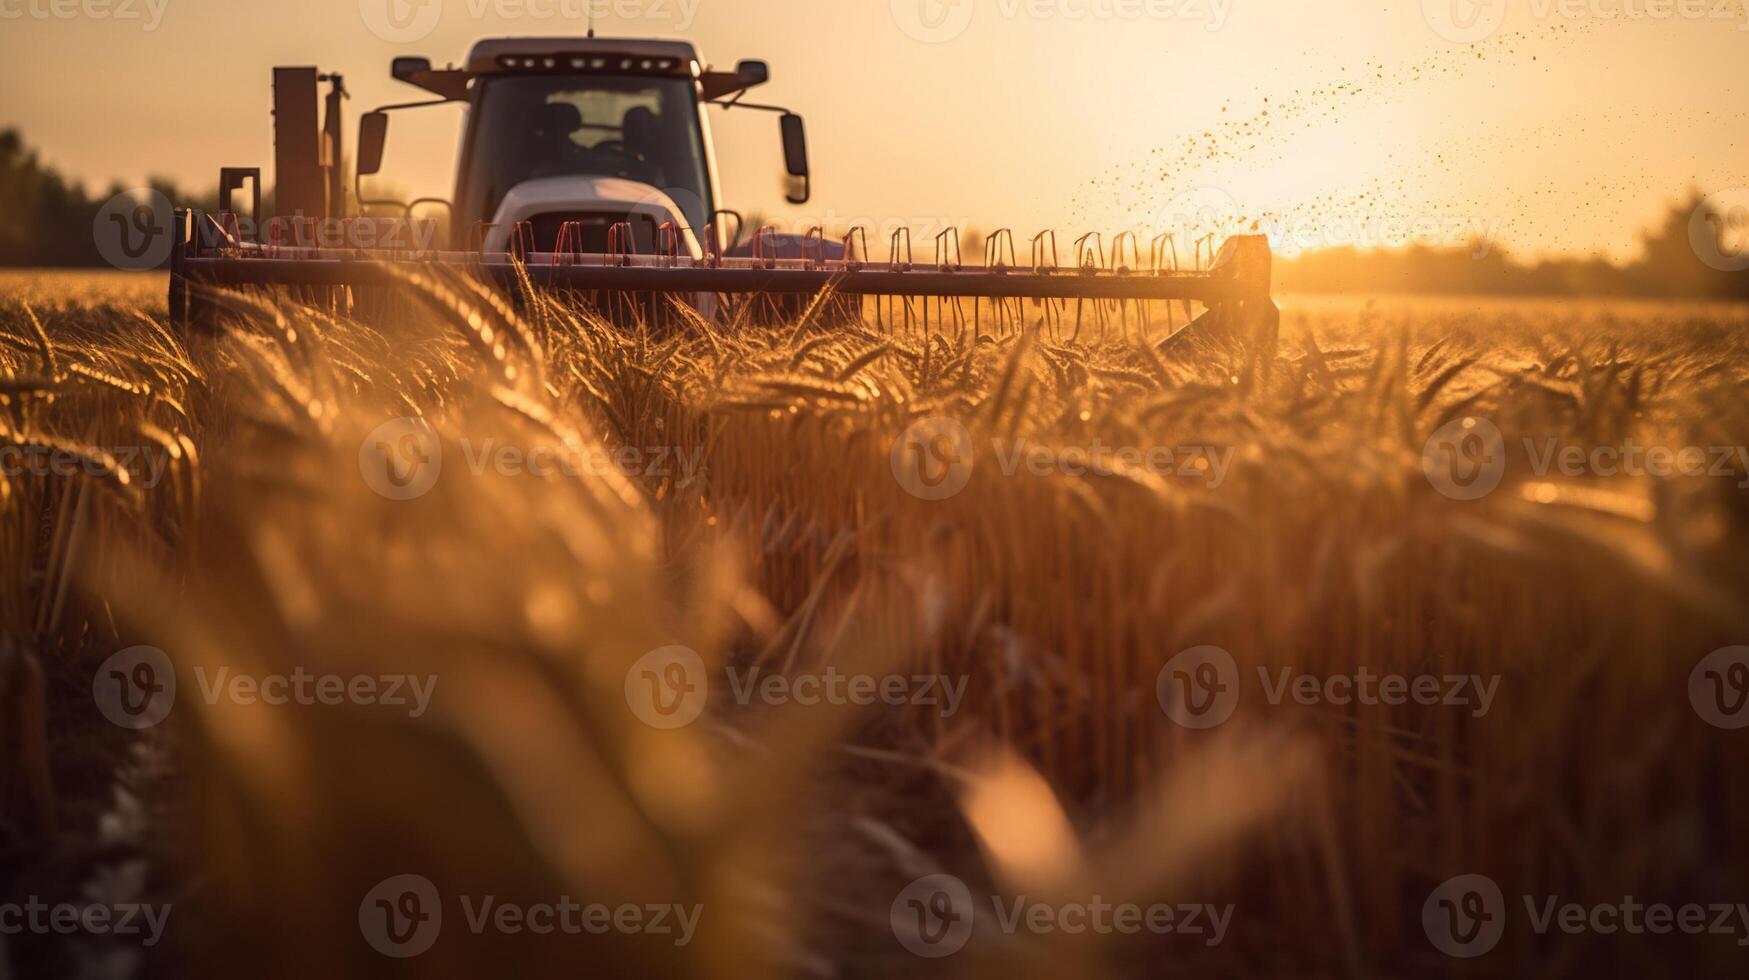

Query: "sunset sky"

xmin=1 ymin=0 xmax=1745 ymax=261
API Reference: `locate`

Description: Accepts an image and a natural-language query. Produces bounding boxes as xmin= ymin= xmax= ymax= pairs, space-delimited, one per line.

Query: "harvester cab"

xmin=222 ymin=38 xmax=803 ymax=262
xmin=169 ymin=36 xmax=1276 ymax=347
xmin=359 ymin=38 xmax=809 ymax=259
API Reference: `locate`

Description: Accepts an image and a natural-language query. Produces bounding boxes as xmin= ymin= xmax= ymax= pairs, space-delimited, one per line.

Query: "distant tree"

xmin=0 ymin=128 xmax=98 ymax=266
xmin=1624 ymin=193 xmax=1749 ymax=300
xmin=0 ymin=128 xmax=220 ymax=269
xmin=1275 ymin=194 xmax=1749 ymax=300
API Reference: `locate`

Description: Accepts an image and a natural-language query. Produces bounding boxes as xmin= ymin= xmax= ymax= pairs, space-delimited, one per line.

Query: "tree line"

xmin=1274 ymin=198 xmax=1749 ymax=300
xmin=0 ymin=128 xmax=224 ymax=268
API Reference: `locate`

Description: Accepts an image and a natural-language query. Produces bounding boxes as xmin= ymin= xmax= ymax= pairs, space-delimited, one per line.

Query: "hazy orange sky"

xmin=1 ymin=0 xmax=1745 ymax=261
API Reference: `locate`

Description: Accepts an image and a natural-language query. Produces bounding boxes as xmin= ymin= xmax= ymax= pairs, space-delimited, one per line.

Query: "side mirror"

xmin=735 ymin=60 xmax=770 ymax=89
xmin=392 ymin=57 xmax=431 ymax=83
xmin=780 ymin=112 xmax=810 ymax=205
xmin=358 ymin=112 xmax=390 ymax=177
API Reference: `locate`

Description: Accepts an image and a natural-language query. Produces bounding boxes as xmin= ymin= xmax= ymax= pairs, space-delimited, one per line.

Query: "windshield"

xmin=457 ymin=74 xmax=711 ymax=236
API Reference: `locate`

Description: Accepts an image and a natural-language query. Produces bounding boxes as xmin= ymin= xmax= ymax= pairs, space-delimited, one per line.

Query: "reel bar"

xmin=169 ymin=209 xmax=1276 ymax=330
xmin=179 ymin=255 xmax=1260 ymax=303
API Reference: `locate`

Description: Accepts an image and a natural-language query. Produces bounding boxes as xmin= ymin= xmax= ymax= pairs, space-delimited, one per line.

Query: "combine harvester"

xmin=169 ymin=36 xmax=1276 ymax=343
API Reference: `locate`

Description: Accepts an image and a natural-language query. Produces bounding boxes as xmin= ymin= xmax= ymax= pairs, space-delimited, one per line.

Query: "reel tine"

xmin=1030 ymin=230 xmax=1060 ymax=340
xmin=749 ymin=225 xmax=776 ymax=268
xmin=804 ymin=226 xmax=826 ymax=270
xmin=605 ymin=221 xmax=637 ymax=265
xmin=511 ymin=221 xmax=536 ymax=263
xmin=702 ymin=219 xmax=724 ymax=266
xmin=932 ymin=229 xmax=963 ymax=335
xmin=1074 ymin=232 xmax=1104 ymax=271
xmin=1031 ymin=230 xmax=1060 ymax=273
xmin=1149 ymin=232 xmax=1178 ymax=274
xmin=658 ymin=221 xmax=682 ymax=267
xmin=1111 ymin=231 xmax=1141 ymax=274
xmin=1070 ymin=233 xmax=1106 ymax=342
xmin=1108 ymin=232 xmax=1145 ymax=341
xmin=934 ymin=227 xmax=962 ymax=270
xmin=985 ymin=228 xmax=1017 ymax=270
xmin=843 ymin=226 xmax=869 ymax=268
xmin=554 ymin=221 xmax=583 ymax=266
xmin=889 ymin=229 xmax=913 ymax=332
xmin=889 ymin=227 xmax=913 ymax=271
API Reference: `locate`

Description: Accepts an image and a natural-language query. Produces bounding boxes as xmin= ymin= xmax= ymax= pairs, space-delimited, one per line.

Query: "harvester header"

xmin=168 ymin=35 xmax=1277 ymax=344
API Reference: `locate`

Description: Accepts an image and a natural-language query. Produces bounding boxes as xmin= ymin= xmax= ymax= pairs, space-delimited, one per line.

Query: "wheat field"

xmin=1 ymin=271 xmax=1746 ymax=978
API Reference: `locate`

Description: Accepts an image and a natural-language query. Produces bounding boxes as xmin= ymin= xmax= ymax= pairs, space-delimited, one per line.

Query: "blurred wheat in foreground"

xmin=1 ymin=278 xmax=1746 ymax=979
